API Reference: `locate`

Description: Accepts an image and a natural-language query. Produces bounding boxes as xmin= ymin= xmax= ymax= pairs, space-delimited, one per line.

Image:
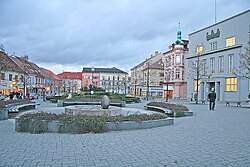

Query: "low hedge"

xmin=17 ymin=112 xmax=167 ymax=134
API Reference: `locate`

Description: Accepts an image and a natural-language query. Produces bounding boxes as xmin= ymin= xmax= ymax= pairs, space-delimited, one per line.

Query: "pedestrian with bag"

xmin=208 ymin=87 xmax=216 ymax=110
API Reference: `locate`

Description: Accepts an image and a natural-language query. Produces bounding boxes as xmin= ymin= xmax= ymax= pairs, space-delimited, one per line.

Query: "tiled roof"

xmin=57 ymin=72 xmax=82 ymax=80
xmin=0 ymin=51 xmax=24 ymax=73
xmin=149 ymin=59 xmax=164 ymax=69
xmin=11 ymin=56 xmax=44 ymax=78
xmin=82 ymin=67 xmax=128 ymax=74
xmin=42 ymin=68 xmax=61 ymax=80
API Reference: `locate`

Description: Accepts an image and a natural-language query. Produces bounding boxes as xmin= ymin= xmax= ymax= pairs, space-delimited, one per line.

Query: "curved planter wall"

xmin=0 ymin=108 xmax=8 ymax=120
xmin=15 ymin=117 xmax=174 ymax=133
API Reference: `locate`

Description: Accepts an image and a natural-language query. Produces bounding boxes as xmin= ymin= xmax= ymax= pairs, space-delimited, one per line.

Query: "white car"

xmin=0 ymin=94 xmax=5 ymax=101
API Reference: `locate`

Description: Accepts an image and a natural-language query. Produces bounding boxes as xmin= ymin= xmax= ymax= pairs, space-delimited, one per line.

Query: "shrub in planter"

xmin=147 ymin=102 xmax=189 ymax=112
xmin=17 ymin=112 xmax=167 ymax=134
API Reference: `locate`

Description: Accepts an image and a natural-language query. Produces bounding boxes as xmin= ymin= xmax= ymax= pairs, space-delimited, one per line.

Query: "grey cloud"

xmin=0 ymin=0 xmax=249 ymax=73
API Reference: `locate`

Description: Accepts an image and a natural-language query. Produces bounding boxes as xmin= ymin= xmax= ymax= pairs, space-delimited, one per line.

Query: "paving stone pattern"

xmin=0 ymin=100 xmax=250 ymax=166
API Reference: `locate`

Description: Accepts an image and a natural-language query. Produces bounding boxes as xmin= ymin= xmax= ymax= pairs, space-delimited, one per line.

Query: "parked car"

xmin=0 ymin=94 xmax=5 ymax=101
xmin=29 ymin=93 xmax=39 ymax=99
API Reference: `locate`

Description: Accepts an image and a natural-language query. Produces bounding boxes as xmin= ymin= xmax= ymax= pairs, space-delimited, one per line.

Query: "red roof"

xmin=42 ymin=68 xmax=61 ymax=80
xmin=57 ymin=72 xmax=82 ymax=80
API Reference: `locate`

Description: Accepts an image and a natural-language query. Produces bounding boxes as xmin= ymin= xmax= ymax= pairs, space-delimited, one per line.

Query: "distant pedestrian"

xmin=9 ymin=92 xmax=14 ymax=100
xmin=208 ymin=88 xmax=216 ymax=110
xmin=42 ymin=91 xmax=46 ymax=102
xmin=26 ymin=92 xmax=30 ymax=100
xmin=247 ymin=93 xmax=250 ymax=102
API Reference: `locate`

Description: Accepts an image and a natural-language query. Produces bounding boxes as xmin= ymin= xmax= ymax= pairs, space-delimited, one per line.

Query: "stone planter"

xmin=15 ymin=117 xmax=174 ymax=134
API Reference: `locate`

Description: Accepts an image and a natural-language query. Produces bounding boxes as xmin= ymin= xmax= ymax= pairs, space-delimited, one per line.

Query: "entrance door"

xmin=210 ymin=82 xmax=215 ymax=91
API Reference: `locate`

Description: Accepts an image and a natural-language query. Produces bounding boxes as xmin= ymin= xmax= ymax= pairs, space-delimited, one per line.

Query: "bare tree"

xmin=188 ymin=56 xmax=209 ymax=104
xmin=233 ymin=47 xmax=250 ymax=79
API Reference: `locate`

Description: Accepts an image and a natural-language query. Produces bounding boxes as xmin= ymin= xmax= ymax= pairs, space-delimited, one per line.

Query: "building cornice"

xmin=186 ymin=44 xmax=243 ymax=59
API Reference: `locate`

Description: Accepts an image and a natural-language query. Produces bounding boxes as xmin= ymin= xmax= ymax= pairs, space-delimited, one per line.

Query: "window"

xmin=83 ymin=76 xmax=89 ymax=79
xmin=218 ymin=56 xmax=224 ymax=73
xmin=175 ymin=69 xmax=180 ymax=79
xmin=210 ymin=57 xmax=215 ymax=73
xmin=226 ymin=36 xmax=235 ymax=47
xmin=202 ymin=59 xmax=207 ymax=74
xmin=159 ymin=72 xmax=164 ymax=77
xmin=225 ymin=78 xmax=237 ymax=91
xmin=1 ymin=73 xmax=5 ymax=80
xmin=194 ymin=79 xmax=200 ymax=91
xmin=210 ymin=42 xmax=217 ymax=50
xmin=196 ymin=46 xmax=203 ymax=54
xmin=228 ymin=54 xmax=234 ymax=73
xmin=108 ymin=76 xmax=110 ymax=80
xmin=15 ymin=75 xmax=18 ymax=81
xmin=175 ymin=55 xmax=181 ymax=64
xmin=9 ymin=74 xmax=12 ymax=81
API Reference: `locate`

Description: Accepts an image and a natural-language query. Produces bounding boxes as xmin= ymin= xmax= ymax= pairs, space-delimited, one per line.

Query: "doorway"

xmin=210 ymin=82 xmax=215 ymax=91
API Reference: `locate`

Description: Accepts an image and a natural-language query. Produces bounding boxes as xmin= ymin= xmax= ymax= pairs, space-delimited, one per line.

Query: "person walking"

xmin=42 ymin=91 xmax=46 ymax=102
xmin=208 ymin=87 xmax=216 ymax=110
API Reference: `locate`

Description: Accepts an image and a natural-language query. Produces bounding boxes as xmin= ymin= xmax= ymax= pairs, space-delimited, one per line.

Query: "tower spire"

xmin=175 ymin=22 xmax=183 ymax=45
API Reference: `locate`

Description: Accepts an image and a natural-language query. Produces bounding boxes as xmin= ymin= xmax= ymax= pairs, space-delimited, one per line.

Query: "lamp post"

xmin=22 ymin=56 xmax=29 ymax=99
xmin=147 ymin=61 xmax=150 ymax=100
xmin=134 ymin=75 xmax=137 ymax=97
xmin=196 ymin=53 xmax=200 ymax=104
xmin=91 ymin=67 xmax=95 ymax=88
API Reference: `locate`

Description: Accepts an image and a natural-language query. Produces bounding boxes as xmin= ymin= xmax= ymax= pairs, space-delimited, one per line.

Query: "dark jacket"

xmin=208 ymin=92 xmax=216 ymax=101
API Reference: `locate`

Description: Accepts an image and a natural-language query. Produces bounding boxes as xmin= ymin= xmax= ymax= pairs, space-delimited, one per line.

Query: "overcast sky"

xmin=0 ymin=0 xmax=249 ymax=74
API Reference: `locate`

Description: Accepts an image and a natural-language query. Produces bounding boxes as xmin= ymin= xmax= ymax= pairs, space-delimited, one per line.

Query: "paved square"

xmin=0 ymin=100 xmax=250 ymax=166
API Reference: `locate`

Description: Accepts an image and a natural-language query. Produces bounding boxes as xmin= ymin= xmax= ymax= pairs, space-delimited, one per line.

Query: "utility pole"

xmin=147 ymin=61 xmax=150 ymax=100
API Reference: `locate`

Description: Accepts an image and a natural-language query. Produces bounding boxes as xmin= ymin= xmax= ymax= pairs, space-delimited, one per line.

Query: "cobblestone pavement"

xmin=0 ymin=100 xmax=250 ymax=166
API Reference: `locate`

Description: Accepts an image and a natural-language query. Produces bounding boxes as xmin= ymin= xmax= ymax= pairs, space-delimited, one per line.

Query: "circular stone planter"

xmin=15 ymin=116 xmax=173 ymax=134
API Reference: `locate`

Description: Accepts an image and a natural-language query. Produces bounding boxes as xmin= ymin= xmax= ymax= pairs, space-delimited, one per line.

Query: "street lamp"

xmin=91 ymin=67 xmax=95 ymax=87
xmin=146 ymin=61 xmax=150 ymax=100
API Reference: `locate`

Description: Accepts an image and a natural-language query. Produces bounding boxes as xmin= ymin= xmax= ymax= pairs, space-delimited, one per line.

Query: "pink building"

xmin=82 ymin=67 xmax=100 ymax=89
xmin=163 ymin=25 xmax=189 ymax=99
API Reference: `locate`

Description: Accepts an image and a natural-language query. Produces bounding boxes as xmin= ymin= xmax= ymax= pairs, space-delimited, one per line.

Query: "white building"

xmin=187 ymin=9 xmax=250 ymax=102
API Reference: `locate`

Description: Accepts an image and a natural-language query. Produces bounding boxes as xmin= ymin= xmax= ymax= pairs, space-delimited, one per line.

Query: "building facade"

xmin=0 ymin=51 xmax=24 ymax=95
xmin=57 ymin=72 xmax=82 ymax=94
xmin=82 ymin=67 xmax=128 ymax=94
xmin=130 ymin=51 xmax=164 ymax=97
xmin=163 ymin=27 xmax=189 ymax=100
xmin=187 ymin=10 xmax=250 ymax=102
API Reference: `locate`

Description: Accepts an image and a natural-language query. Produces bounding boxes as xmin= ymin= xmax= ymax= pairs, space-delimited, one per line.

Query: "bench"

xmin=7 ymin=103 xmax=36 ymax=113
xmin=225 ymin=101 xmax=242 ymax=107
